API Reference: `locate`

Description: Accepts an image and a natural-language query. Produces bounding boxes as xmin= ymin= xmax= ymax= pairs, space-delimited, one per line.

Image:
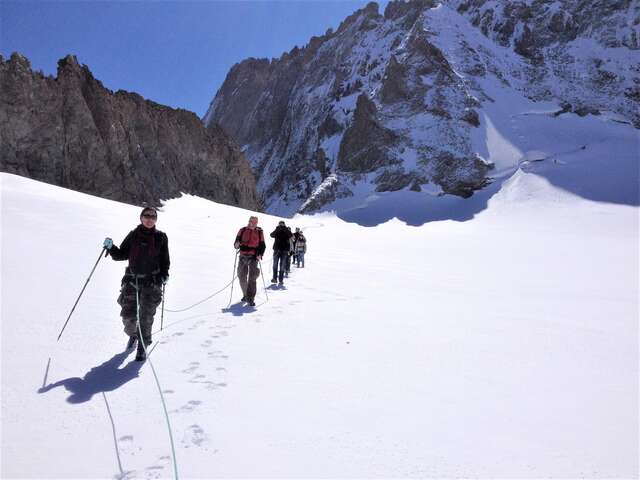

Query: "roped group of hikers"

xmin=233 ymin=217 xmax=307 ymax=304
xmin=102 ymin=208 xmax=307 ymax=361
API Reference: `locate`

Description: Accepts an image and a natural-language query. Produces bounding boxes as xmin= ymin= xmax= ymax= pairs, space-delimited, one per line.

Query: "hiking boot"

xmin=126 ymin=336 xmax=137 ymax=349
xmin=248 ymin=300 xmax=256 ymax=307
xmin=241 ymin=296 xmax=247 ymax=302
xmin=270 ymin=278 xmax=277 ymax=283
xmin=135 ymin=342 xmax=146 ymax=361
xmin=278 ymin=281 xmax=284 ymax=286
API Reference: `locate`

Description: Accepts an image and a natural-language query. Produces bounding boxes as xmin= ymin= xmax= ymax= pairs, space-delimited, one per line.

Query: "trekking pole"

xmin=57 ymin=247 xmax=107 ymax=341
xmin=258 ymin=258 xmax=269 ymax=302
xmin=160 ymin=282 xmax=166 ymax=331
xmin=227 ymin=250 xmax=239 ymax=308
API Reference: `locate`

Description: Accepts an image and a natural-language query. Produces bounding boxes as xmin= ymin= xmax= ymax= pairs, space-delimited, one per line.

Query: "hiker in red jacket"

xmin=234 ymin=216 xmax=266 ymax=306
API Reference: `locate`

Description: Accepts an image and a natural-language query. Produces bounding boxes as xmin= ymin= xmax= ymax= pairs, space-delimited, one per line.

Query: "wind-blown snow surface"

xmin=1 ymin=172 xmax=638 ymax=478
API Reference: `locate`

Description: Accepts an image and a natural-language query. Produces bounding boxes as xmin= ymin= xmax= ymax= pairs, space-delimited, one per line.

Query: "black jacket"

xmin=109 ymin=224 xmax=170 ymax=281
xmin=270 ymin=225 xmax=292 ymax=251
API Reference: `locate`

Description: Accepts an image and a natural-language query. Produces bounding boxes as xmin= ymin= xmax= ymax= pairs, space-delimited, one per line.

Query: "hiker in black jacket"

xmin=270 ymin=220 xmax=292 ymax=286
xmin=103 ymin=206 xmax=169 ymax=361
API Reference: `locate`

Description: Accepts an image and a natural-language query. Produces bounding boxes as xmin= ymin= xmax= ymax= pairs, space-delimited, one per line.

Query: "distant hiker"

xmin=292 ymin=227 xmax=302 ymax=264
xmin=103 ymin=206 xmax=170 ymax=361
xmin=285 ymin=226 xmax=294 ymax=276
xmin=234 ymin=216 xmax=266 ymax=306
xmin=295 ymin=230 xmax=307 ymax=268
xmin=270 ymin=220 xmax=292 ymax=285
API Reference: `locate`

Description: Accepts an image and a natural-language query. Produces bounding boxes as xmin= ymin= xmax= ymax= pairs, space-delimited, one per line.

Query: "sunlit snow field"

xmin=1 ymin=167 xmax=637 ymax=478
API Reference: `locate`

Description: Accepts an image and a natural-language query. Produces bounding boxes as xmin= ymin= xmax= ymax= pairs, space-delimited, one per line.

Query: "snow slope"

xmin=1 ymin=171 xmax=638 ymax=478
xmin=315 ymin=3 xmax=640 ymax=226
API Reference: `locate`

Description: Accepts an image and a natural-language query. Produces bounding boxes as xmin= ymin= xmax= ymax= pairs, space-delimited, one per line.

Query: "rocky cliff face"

xmin=451 ymin=0 xmax=639 ymax=118
xmin=204 ymin=0 xmax=638 ymax=216
xmin=0 ymin=53 xmax=260 ymax=210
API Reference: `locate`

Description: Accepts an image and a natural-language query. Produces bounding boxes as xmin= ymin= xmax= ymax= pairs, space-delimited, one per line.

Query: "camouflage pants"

xmin=237 ymin=255 xmax=260 ymax=301
xmin=117 ymin=281 xmax=162 ymax=344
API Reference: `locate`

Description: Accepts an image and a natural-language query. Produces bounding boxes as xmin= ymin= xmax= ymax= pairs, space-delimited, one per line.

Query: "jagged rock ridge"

xmin=0 ymin=53 xmax=260 ymax=210
xmin=204 ymin=0 xmax=638 ymax=216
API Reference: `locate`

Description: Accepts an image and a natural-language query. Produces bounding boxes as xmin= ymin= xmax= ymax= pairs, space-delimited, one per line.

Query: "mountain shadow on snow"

xmin=337 ymin=138 xmax=639 ymax=228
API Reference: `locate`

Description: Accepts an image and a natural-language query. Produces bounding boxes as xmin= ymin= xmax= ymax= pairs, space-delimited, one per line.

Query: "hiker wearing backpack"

xmin=285 ymin=226 xmax=294 ymax=276
xmin=295 ymin=231 xmax=307 ymax=268
xmin=270 ymin=220 xmax=292 ymax=286
xmin=103 ymin=206 xmax=170 ymax=361
xmin=292 ymin=227 xmax=302 ymax=264
xmin=234 ymin=216 xmax=266 ymax=306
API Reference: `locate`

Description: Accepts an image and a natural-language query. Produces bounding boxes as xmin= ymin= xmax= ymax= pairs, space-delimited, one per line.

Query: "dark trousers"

xmin=118 ymin=282 xmax=162 ymax=344
xmin=272 ymin=250 xmax=288 ymax=282
xmin=237 ymin=255 xmax=260 ymax=301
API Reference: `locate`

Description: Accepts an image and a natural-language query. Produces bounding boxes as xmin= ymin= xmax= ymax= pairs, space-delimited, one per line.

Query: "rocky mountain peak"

xmin=57 ymin=54 xmax=80 ymax=71
xmin=205 ymin=0 xmax=638 ymax=217
xmin=0 ymin=53 xmax=260 ymax=210
xmin=336 ymin=2 xmax=381 ymax=33
xmin=384 ymin=0 xmax=437 ymax=23
xmin=7 ymin=52 xmax=32 ymax=73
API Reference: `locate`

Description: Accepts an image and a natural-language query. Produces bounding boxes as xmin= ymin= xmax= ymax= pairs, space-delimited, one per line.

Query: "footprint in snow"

xmin=207 ymin=352 xmax=228 ymax=359
xmin=200 ymin=381 xmax=227 ymax=391
xmin=117 ymin=435 xmax=137 ymax=455
xmin=173 ymin=400 xmax=202 ymax=413
xmin=182 ymin=424 xmax=207 ymax=447
xmin=182 ymin=362 xmax=200 ymax=374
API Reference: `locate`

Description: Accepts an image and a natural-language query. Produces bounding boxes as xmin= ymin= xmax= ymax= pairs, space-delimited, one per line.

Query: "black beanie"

xmin=140 ymin=206 xmax=158 ymax=218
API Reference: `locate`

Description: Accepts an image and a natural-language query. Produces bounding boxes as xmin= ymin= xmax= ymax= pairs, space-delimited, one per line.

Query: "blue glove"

xmin=103 ymin=237 xmax=113 ymax=250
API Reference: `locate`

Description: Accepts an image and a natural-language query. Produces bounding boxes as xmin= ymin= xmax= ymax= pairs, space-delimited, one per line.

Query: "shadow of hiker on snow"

xmin=221 ymin=302 xmax=257 ymax=316
xmin=38 ymin=350 xmax=143 ymax=404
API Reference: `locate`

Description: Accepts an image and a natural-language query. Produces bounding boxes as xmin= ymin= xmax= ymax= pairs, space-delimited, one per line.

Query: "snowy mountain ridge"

xmin=204 ymin=0 xmax=639 ymax=220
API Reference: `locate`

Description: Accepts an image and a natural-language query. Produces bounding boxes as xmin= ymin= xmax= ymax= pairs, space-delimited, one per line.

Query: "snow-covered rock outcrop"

xmin=205 ymin=0 xmax=638 ymax=216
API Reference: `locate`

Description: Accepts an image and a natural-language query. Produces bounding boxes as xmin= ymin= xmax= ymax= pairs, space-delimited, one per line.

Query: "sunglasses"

xmin=142 ymin=214 xmax=157 ymax=219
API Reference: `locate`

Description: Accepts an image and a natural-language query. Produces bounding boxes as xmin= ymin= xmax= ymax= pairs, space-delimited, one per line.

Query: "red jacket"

xmin=235 ymin=227 xmax=266 ymax=257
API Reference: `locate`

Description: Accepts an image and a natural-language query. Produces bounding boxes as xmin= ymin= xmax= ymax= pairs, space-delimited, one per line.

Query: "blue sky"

xmin=1 ymin=1 xmax=389 ymax=118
